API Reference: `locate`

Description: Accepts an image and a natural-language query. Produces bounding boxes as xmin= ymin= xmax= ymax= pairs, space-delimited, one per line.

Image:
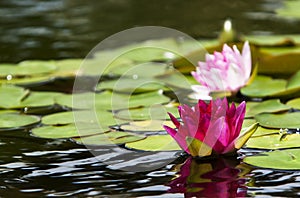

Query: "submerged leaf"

xmin=73 ymin=131 xmax=145 ymax=146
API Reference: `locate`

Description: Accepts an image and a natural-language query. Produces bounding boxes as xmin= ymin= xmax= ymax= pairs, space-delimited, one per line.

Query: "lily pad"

xmin=246 ymin=99 xmax=290 ymax=118
xmin=286 ymin=98 xmax=300 ymax=110
xmin=244 ymin=149 xmax=300 ymax=170
xmin=20 ymin=91 xmax=63 ymax=108
xmin=252 ymin=126 xmax=280 ymax=137
xmin=119 ymin=120 xmax=175 ymax=132
xmin=42 ymin=111 xmax=75 ymax=125
xmin=73 ymin=131 xmax=145 ymax=146
xmin=0 ymin=113 xmax=40 ymax=131
xmin=276 ymin=0 xmax=300 ymax=19
xmin=0 ymin=85 xmax=29 ymax=109
xmin=241 ymin=76 xmax=286 ymax=98
xmin=255 ymin=112 xmax=300 ymax=129
xmin=115 ymin=105 xmax=179 ymax=121
xmin=96 ymin=77 xmax=166 ymax=93
xmin=31 ymin=124 xmax=102 ymax=139
xmin=125 ymin=135 xmax=181 ymax=151
xmin=0 ymin=61 xmax=56 ymax=79
xmin=246 ymin=133 xmax=300 ymax=149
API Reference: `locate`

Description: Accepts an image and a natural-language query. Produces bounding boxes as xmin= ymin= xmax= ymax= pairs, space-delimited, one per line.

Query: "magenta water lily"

xmin=191 ymin=41 xmax=251 ymax=100
xmin=163 ymin=99 xmax=258 ymax=157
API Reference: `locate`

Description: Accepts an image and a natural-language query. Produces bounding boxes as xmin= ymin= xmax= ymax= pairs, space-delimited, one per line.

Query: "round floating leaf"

xmin=276 ymin=0 xmax=300 ymax=19
xmin=31 ymin=124 xmax=102 ymax=139
xmin=252 ymin=126 xmax=279 ymax=137
xmin=287 ymin=98 xmax=300 ymax=110
xmin=73 ymin=131 xmax=145 ymax=146
xmin=246 ymin=99 xmax=290 ymax=118
xmin=255 ymin=112 xmax=300 ymax=129
xmin=246 ymin=134 xmax=300 ymax=149
xmin=0 ymin=61 xmax=57 ymax=78
xmin=244 ymin=149 xmax=300 ymax=170
xmin=97 ymin=77 xmax=165 ymax=93
xmin=0 ymin=76 xmax=54 ymax=86
xmin=17 ymin=60 xmax=57 ymax=76
xmin=0 ymin=113 xmax=40 ymax=131
xmin=0 ymin=85 xmax=29 ymax=109
xmin=125 ymin=135 xmax=181 ymax=151
xmin=244 ymin=35 xmax=300 ymax=46
xmin=104 ymin=62 xmax=169 ymax=77
xmin=42 ymin=111 xmax=75 ymax=125
xmin=115 ymin=105 xmax=179 ymax=121
xmin=155 ymin=71 xmax=195 ymax=90
xmin=241 ymin=76 xmax=286 ymax=98
xmin=119 ymin=120 xmax=175 ymax=132
xmin=20 ymin=91 xmax=63 ymax=108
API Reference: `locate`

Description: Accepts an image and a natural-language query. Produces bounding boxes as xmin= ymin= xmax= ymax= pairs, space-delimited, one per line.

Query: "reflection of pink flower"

xmin=163 ymin=98 xmax=247 ymax=156
xmin=191 ymin=41 xmax=251 ymax=99
xmin=167 ymin=157 xmax=248 ymax=197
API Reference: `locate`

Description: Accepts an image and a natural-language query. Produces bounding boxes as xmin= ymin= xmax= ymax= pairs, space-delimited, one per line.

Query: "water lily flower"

xmin=163 ymin=99 xmax=258 ymax=157
xmin=191 ymin=41 xmax=251 ymax=100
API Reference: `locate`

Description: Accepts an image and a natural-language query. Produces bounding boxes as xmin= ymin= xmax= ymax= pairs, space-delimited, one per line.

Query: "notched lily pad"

xmin=246 ymin=133 xmax=300 ymax=150
xmin=119 ymin=120 xmax=175 ymax=132
xmin=244 ymin=149 xmax=300 ymax=170
xmin=72 ymin=131 xmax=145 ymax=146
xmin=125 ymin=135 xmax=181 ymax=151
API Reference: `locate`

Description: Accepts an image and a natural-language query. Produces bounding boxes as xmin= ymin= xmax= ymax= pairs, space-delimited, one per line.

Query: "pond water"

xmin=1 ymin=0 xmax=300 ymax=197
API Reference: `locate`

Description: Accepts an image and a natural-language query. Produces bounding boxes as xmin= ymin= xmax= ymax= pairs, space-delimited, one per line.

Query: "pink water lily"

xmin=163 ymin=99 xmax=257 ymax=157
xmin=191 ymin=41 xmax=251 ymax=100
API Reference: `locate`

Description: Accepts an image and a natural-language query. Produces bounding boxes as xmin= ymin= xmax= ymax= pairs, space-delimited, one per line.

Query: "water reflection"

xmin=1 ymin=0 xmax=299 ymax=62
xmin=168 ymin=156 xmax=251 ymax=197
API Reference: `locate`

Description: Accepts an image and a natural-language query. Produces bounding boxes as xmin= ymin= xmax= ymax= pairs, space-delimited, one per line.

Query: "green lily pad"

xmin=0 ymin=85 xmax=29 ymax=109
xmin=255 ymin=112 xmax=300 ymax=129
xmin=0 ymin=61 xmax=57 ymax=79
xmin=243 ymin=149 xmax=300 ymax=170
xmin=125 ymin=135 xmax=181 ymax=151
xmin=20 ymin=91 xmax=63 ymax=108
xmin=42 ymin=111 xmax=75 ymax=125
xmin=96 ymin=77 xmax=166 ymax=93
xmin=252 ymin=126 xmax=280 ymax=137
xmin=115 ymin=105 xmax=179 ymax=121
xmin=1 ymin=76 xmax=54 ymax=86
xmin=286 ymin=98 xmax=300 ymax=109
xmin=244 ymin=35 xmax=300 ymax=46
xmin=60 ymin=91 xmax=171 ymax=111
xmin=246 ymin=133 xmax=300 ymax=149
xmin=276 ymin=0 xmax=300 ymax=19
xmin=119 ymin=120 xmax=175 ymax=132
xmin=31 ymin=124 xmax=102 ymax=139
xmin=73 ymin=131 xmax=145 ymax=146
xmin=155 ymin=71 xmax=195 ymax=90
xmin=241 ymin=76 xmax=286 ymax=98
xmin=0 ymin=113 xmax=40 ymax=131
xmin=104 ymin=62 xmax=169 ymax=78
xmin=246 ymin=99 xmax=290 ymax=118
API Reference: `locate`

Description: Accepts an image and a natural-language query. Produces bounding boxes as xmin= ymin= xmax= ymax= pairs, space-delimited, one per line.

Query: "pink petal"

xmin=167 ymin=112 xmax=180 ymax=128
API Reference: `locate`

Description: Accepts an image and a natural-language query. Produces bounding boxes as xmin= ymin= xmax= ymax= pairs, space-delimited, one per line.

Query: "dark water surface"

xmin=1 ymin=0 xmax=300 ymax=197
